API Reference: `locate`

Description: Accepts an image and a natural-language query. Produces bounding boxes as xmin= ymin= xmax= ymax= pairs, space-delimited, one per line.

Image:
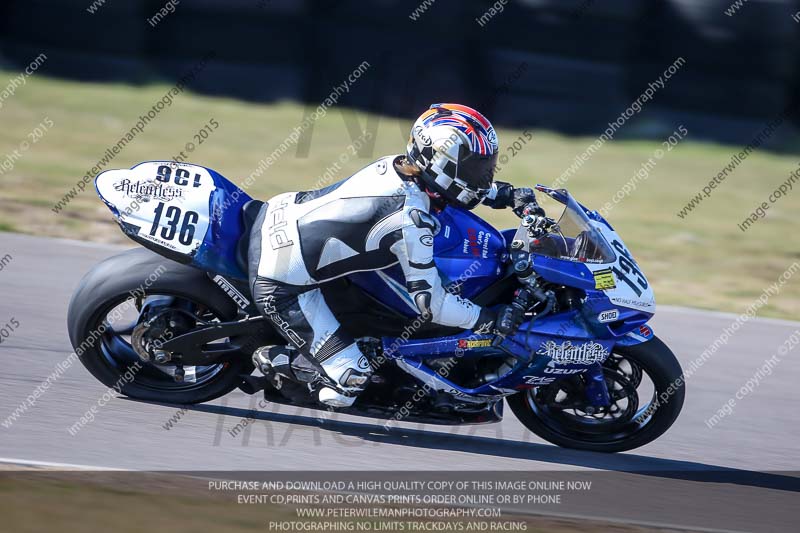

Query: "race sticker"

xmin=457 ymin=338 xmax=493 ymax=349
xmin=522 ymin=375 xmax=556 ymax=386
xmin=597 ymin=309 xmax=619 ymax=323
xmin=593 ymin=268 xmax=616 ymax=290
xmin=536 ymin=340 xmax=609 ymax=365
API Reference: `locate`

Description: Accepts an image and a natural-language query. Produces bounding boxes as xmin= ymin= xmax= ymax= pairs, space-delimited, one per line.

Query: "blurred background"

xmin=0 ymin=0 xmax=798 ymax=318
xmin=3 ymin=0 xmax=800 ymax=142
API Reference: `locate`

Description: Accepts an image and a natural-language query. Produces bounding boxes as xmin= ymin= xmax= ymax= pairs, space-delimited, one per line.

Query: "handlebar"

xmin=521 ymin=213 xmax=557 ymax=238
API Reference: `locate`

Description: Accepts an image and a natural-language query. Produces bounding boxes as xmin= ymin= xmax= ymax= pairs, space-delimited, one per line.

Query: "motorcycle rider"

xmin=249 ymin=103 xmax=543 ymax=407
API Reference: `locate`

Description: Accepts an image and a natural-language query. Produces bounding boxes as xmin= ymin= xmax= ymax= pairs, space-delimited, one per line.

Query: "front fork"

xmin=583 ymin=362 xmax=611 ymax=407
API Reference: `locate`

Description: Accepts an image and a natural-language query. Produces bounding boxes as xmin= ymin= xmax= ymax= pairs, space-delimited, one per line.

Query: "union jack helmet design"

xmin=407 ymin=103 xmax=500 ymax=209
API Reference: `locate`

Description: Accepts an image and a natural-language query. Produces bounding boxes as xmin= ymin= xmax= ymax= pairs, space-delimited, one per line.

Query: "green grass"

xmin=0 ymin=70 xmax=798 ymax=320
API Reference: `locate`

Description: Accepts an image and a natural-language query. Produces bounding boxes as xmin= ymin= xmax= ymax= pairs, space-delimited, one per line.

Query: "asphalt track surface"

xmin=0 ymin=232 xmax=798 ymax=531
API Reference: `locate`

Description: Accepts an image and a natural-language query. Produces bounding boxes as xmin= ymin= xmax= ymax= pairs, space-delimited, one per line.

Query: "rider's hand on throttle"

xmin=495 ymin=303 xmax=526 ymax=338
xmin=512 ymin=188 xmax=544 ymax=218
xmin=474 ymin=305 xmax=521 ymax=338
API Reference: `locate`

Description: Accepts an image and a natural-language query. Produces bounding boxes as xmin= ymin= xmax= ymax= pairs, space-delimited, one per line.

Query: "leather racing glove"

xmin=484 ymin=181 xmax=545 ymax=218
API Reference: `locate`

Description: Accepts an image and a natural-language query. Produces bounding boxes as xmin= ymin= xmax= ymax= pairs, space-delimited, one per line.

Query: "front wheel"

xmin=507 ymin=336 xmax=684 ymax=453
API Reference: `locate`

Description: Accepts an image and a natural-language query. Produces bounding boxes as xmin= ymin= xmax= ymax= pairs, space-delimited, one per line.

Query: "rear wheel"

xmin=67 ymin=249 xmax=254 ymax=404
xmin=507 ymin=336 xmax=684 ymax=453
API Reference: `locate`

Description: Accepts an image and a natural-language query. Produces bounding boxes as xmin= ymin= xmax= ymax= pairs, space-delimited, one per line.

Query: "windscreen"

xmin=524 ymin=189 xmax=616 ymax=264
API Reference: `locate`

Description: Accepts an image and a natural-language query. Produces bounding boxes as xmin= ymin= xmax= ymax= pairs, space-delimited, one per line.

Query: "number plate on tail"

xmin=96 ymin=161 xmax=215 ymax=256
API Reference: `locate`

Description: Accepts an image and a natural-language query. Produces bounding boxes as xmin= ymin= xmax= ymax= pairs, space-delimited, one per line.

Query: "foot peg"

xmin=253 ymin=346 xmax=293 ymax=389
xmin=253 ymin=346 xmax=278 ymax=375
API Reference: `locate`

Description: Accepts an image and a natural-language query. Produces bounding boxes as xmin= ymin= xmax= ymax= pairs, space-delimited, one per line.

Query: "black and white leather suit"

xmin=248 ymin=155 xmax=527 ymax=381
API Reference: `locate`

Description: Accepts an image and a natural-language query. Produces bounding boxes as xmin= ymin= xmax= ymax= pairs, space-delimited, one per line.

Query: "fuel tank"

xmin=347 ymin=206 xmax=507 ymax=316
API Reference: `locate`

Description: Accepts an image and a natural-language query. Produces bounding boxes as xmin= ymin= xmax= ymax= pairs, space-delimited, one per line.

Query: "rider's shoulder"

xmin=353 ymin=155 xmax=400 ymax=181
xmin=344 ymin=156 xmax=430 ymax=210
xmin=350 ymin=155 xmax=419 ymax=196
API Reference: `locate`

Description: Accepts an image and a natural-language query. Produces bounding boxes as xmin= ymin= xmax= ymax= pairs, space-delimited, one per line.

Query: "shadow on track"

xmin=126 ymin=397 xmax=800 ymax=494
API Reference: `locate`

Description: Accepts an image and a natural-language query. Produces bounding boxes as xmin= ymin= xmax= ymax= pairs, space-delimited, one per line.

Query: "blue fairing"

xmin=383 ymin=298 xmax=654 ymax=398
xmin=373 ymin=207 xmax=656 ymax=400
xmin=530 ymin=255 xmax=596 ymax=291
xmin=349 ymin=206 xmax=507 ymax=315
xmin=195 ymin=167 xmax=252 ymax=279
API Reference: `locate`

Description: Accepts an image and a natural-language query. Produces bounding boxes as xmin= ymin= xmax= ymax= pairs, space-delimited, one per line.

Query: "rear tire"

xmin=508 ymin=336 xmax=684 ymax=453
xmin=67 ymin=248 xmax=253 ymax=404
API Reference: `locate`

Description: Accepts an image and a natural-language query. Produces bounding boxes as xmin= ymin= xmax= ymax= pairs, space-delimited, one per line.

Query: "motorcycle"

xmin=68 ymin=160 xmax=684 ymax=453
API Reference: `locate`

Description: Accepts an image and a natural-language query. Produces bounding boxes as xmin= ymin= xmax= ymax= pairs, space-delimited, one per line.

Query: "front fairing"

xmin=580 ymin=217 xmax=656 ymax=315
xmin=526 ymin=186 xmax=655 ymax=315
xmin=379 ymin=187 xmax=658 ymax=400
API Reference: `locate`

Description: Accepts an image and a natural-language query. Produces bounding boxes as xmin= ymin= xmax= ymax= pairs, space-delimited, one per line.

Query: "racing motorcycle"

xmin=68 ymin=161 xmax=684 ymax=453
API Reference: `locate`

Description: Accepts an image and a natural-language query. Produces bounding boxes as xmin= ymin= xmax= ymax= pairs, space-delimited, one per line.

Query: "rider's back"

xmin=257 ymin=155 xmax=430 ymax=284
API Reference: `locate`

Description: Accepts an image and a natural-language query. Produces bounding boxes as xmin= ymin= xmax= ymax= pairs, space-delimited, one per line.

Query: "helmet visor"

xmin=456 ymin=150 xmax=498 ymax=191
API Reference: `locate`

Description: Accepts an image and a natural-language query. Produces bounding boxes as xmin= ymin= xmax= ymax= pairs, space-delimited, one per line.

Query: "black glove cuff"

xmin=484 ymin=181 xmax=514 ymax=210
xmin=473 ymin=308 xmax=496 ymax=334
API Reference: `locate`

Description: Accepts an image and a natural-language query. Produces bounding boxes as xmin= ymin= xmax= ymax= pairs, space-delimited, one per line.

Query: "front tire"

xmin=67 ymin=248 xmax=253 ymax=404
xmin=508 ymin=336 xmax=684 ymax=453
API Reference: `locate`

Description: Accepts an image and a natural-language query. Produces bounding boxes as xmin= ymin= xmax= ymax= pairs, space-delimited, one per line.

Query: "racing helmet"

xmin=406 ymin=103 xmax=499 ymax=210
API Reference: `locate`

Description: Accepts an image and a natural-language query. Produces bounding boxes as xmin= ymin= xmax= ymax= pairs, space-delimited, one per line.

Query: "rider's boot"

xmin=316 ymin=344 xmax=372 ymax=408
xmin=253 ymin=344 xmax=372 ymax=408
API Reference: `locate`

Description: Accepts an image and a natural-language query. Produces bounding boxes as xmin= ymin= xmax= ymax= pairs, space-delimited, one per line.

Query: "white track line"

xmin=0 ymin=457 xmax=127 ymax=471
